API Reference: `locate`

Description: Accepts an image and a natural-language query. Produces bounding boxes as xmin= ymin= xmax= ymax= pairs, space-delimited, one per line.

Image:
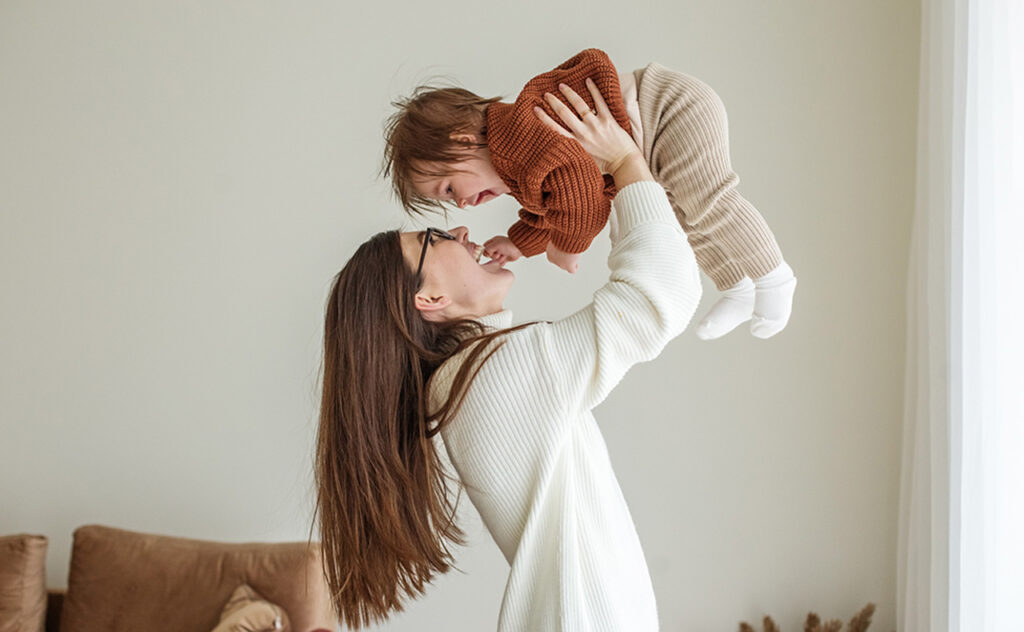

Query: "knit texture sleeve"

xmin=507 ymin=216 xmax=550 ymax=258
xmin=487 ymin=48 xmax=632 ymax=258
xmin=542 ymin=162 xmax=612 ymax=254
xmin=498 ymin=145 xmax=612 ymax=257
xmin=539 ymin=181 xmax=702 ymax=413
xmin=504 ymin=156 xmax=611 ymax=256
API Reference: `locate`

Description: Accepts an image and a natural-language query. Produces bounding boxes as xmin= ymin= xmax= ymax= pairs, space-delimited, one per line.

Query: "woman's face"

xmin=400 ymin=226 xmax=514 ymax=321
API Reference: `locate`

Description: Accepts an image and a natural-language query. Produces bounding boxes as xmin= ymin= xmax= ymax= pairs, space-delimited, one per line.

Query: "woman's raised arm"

xmin=528 ymin=81 xmax=702 ymax=413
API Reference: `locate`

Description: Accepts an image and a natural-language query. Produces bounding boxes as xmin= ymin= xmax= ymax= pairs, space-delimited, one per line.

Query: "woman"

xmin=316 ymin=82 xmax=702 ymax=631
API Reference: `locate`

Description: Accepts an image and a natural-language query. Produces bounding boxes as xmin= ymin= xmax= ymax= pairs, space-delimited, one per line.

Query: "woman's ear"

xmin=414 ymin=292 xmax=452 ymax=318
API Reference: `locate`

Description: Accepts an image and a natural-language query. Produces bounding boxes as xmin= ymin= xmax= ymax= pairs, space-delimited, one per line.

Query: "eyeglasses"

xmin=416 ymin=227 xmax=457 ymax=278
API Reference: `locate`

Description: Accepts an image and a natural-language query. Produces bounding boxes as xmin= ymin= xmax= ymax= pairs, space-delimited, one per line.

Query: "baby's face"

xmin=411 ymin=148 xmax=510 ymax=209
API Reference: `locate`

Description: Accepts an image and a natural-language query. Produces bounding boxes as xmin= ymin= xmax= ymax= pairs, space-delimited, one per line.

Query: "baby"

xmin=383 ymin=48 xmax=796 ymax=339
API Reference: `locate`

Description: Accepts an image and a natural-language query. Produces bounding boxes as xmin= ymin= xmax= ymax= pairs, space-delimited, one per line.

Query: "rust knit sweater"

xmin=485 ymin=48 xmax=633 ymax=256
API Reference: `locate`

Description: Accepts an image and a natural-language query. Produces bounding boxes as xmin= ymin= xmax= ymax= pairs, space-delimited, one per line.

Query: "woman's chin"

xmin=482 ymin=262 xmax=515 ymax=295
xmin=490 ymin=264 xmax=515 ymax=285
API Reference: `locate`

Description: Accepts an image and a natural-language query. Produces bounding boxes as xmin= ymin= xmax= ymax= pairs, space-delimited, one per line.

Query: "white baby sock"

xmin=750 ymin=261 xmax=797 ymax=339
xmin=695 ymin=277 xmax=755 ymax=340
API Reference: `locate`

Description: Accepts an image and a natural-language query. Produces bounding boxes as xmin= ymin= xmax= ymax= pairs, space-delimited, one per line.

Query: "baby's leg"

xmin=635 ymin=63 xmax=795 ymax=338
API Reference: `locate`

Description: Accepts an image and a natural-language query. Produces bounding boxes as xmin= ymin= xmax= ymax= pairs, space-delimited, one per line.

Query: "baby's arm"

xmin=539 ymin=162 xmax=610 ymax=262
xmin=506 ymin=217 xmax=550 ymax=258
xmin=497 ymin=219 xmax=580 ymax=273
xmin=500 ymin=159 xmax=609 ymax=274
xmin=503 ymin=174 xmax=606 ymax=274
xmin=495 ymin=226 xmax=581 ymax=273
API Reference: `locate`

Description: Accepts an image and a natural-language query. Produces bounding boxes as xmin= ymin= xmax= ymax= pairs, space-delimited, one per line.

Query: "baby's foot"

xmin=696 ymin=278 xmax=755 ymax=340
xmin=750 ymin=262 xmax=797 ymax=339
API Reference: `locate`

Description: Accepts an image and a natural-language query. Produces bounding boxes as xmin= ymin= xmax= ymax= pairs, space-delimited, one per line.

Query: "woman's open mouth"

xmin=472 ymin=244 xmax=506 ymax=268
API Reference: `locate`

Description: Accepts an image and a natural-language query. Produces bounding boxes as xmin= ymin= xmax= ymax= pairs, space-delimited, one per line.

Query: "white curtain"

xmin=898 ymin=0 xmax=1024 ymax=631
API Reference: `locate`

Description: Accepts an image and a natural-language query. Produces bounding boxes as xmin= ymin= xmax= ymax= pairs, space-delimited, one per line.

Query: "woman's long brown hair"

xmin=315 ymin=230 xmax=529 ymax=628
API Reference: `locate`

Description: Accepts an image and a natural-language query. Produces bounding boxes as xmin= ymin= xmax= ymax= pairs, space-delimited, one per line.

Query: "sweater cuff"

xmin=548 ymin=230 xmax=593 ymax=255
xmin=508 ymin=221 xmax=550 ymax=258
xmin=610 ymin=181 xmax=677 ymax=242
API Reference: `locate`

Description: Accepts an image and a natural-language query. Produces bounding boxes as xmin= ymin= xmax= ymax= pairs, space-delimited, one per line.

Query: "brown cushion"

xmin=0 ymin=534 xmax=48 ymax=632
xmin=212 ymin=584 xmax=290 ymax=632
xmin=61 ymin=525 xmax=335 ymax=632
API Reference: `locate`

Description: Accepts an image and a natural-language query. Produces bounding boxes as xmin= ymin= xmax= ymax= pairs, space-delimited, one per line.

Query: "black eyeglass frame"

xmin=416 ymin=227 xmax=457 ymax=278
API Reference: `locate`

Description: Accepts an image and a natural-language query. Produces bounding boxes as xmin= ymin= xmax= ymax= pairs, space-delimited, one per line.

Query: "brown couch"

xmin=2 ymin=526 xmax=337 ymax=632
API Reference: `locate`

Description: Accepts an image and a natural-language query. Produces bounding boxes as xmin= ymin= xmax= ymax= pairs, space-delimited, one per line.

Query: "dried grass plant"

xmin=739 ymin=603 xmax=876 ymax=632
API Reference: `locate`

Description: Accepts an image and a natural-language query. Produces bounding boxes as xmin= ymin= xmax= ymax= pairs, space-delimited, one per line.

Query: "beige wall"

xmin=0 ymin=1 xmax=919 ymax=629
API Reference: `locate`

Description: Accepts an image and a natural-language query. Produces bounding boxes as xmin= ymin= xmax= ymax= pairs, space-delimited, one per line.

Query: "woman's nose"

xmin=450 ymin=226 xmax=470 ymax=242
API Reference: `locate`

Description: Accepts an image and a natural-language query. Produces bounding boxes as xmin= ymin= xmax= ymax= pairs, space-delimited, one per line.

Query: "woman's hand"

xmin=483 ymin=235 xmax=523 ymax=265
xmin=533 ymin=78 xmax=643 ymax=175
xmin=545 ymin=242 xmax=581 ymax=274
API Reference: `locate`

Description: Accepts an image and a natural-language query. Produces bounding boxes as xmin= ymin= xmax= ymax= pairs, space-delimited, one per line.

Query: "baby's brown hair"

xmin=382 ymin=86 xmax=501 ymax=215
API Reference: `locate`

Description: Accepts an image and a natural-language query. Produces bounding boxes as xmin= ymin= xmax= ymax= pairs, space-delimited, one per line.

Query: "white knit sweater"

xmin=431 ymin=181 xmax=702 ymax=631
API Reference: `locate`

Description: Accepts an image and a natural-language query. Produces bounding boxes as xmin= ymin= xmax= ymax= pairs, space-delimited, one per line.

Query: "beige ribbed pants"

xmin=634 ymin=63 xmax=783 ymax=290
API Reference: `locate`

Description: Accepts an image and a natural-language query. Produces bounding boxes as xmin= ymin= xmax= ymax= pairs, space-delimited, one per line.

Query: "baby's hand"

xmin=483 ymin=235 xmax=523 ymax=265
xmin=545 ymin=242 xmax=581 ymax=274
